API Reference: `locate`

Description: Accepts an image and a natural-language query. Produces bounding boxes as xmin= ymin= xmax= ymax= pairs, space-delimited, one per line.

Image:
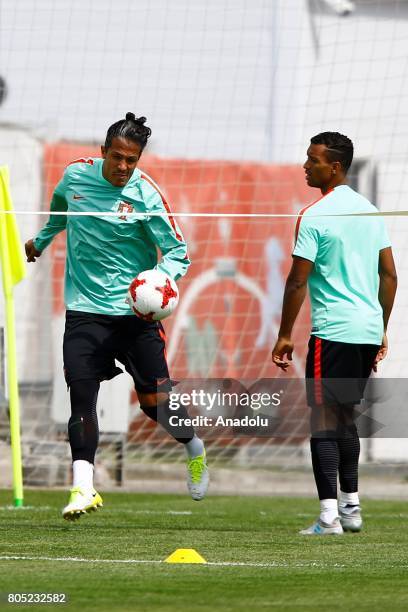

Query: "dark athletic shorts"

xmin=305 ymin=335 xmax=380 ymax=407
xmin=63 ymin=310 xmax=171 ymax=393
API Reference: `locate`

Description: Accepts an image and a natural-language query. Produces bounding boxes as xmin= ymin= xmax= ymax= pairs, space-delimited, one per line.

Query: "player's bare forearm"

xmin=278 ymin=256 xmax=313 ymax=338
xmin=272 ymin=281 xmax=306 ymax=371
xmin=374 ymin=248 xmax=397 ymax=371
xmin=379 ymin=276 xmax=397 ymax=331
xmin=378 ymin=247 xmax=398 ymax=331
xmin=278 ymin=278 xmax=308 ymax=339
xmin=272 ymin=256 xmax=313 ymax=370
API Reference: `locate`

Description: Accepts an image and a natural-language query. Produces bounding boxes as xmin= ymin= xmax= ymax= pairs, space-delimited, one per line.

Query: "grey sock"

xmin=185 ymin=435 xmax=205 ymax=459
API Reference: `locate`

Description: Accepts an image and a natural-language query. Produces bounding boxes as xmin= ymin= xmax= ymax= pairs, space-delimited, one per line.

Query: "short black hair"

xmin=105 ymin=112 xmax=152 ymax=150
xmin=310 ymin=132 xmax=354 ymax=172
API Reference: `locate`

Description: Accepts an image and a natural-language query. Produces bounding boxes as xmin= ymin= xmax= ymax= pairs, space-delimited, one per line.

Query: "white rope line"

xmin=0 ymin=210 xmax=405 ymax=218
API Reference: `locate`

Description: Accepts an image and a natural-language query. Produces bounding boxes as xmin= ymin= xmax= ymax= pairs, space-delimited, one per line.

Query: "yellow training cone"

xmin=164 ymin=548 xmax=207 ymax=564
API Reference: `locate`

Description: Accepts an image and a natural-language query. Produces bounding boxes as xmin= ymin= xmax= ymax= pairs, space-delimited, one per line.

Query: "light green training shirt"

xmin=293 ymin=185 xmax=390 ymax=344
xmin=34 ymin=158 xmax=190 ymax=315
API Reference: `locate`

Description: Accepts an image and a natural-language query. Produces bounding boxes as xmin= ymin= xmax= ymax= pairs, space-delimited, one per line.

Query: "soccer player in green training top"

xmin=25 ymin=113 xmax=209 ymax=520
xmin=272 ymin=132 xmax=397 ymax=535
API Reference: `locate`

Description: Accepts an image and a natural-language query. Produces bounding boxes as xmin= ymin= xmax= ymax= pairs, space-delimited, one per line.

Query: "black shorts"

xmin=305 ymin=335 xmax=380 ymax=407
xmin=63 ymin=310 xmax=171 ymax=393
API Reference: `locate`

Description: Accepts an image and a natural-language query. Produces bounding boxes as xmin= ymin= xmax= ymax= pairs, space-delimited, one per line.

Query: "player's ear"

xmin=101 ymin=145 xmax=107 ymax=159
xmin=332 ymin=160 xmax=341 ymax=175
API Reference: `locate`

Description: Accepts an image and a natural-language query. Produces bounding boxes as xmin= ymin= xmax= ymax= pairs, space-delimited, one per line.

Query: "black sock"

xmin=310 ymin=434 xmax=339 ymax=500
xmin=140 ymin=399 xmax=194 ymax=443
xmin=68 ymin=379 xmax=100 ymax=464
xmin=338 ymin=425 xmax=360 ymax=493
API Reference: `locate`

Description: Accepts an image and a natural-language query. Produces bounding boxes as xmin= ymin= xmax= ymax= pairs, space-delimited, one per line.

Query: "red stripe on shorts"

xmin=314 ymin=337 xmax=323 ymax=405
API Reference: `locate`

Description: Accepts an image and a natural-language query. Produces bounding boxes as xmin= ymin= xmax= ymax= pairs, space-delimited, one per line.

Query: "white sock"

xmin=339 ymin=491 xmax=359 ymax=507
xmin=184 ymin=435 xmax=205 ymax=459
xmin=72 ymin=460 xmax=94 ymax=491
xmin=320 ymin=499 xmax=338 ymax=524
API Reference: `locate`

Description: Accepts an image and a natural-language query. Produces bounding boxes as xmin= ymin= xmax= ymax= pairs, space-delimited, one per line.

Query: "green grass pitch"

xmin=0 ymin=489 xmax=407 ymax=611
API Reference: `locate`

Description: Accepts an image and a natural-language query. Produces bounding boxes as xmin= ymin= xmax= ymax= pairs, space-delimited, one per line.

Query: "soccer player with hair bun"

xmin=25 ymin=113 xmax=209 ymax=520
xmin=272 ymin=132 xmax=397 ymax=535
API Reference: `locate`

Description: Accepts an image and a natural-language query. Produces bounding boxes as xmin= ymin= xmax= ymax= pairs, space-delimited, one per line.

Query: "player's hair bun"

xmin=125 ymin=113 xmax=147 ymax=126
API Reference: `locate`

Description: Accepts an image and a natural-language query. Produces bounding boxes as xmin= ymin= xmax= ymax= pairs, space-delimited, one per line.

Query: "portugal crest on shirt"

xmin=118 ymin=201 xmax=134 ymax=221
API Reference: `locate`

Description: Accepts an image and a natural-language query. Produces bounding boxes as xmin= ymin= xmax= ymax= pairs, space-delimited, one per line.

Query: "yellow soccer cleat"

xmin=62 ymin=487 xmax=103 ymax=521
xmin=186 ymin=451 xmax=209 ymax=501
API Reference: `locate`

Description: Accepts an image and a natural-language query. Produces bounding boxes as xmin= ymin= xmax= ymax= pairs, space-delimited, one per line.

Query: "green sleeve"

xmin=142 ymin=191 xmax=190 ymax=281
xmin=33 ymin=177 xmax=68 ymax=252
xmin=292 ymin=216 xmax=319 ymax=263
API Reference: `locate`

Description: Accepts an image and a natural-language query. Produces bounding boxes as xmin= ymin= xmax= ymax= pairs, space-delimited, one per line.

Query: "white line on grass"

xmin=106 ymin=509 xmax=193 ymax=515
xmin=0 ymin=506 xmax=53 ymax=511
xmin=0 ymin=507 xmax=192 ymax=515
xmin=0 ymin=555 xmax=346 ymax=569
xmin=0 ymin=556 xmax=160 ymax=565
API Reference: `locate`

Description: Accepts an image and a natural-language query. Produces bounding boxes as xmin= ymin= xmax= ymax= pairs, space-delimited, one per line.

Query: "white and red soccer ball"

xmin=127 ymin=269 xmax=179 ymax=321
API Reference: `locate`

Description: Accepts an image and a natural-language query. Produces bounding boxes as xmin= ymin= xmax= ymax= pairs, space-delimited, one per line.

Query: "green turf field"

xmin=0 ymin=489 xmax=407 ymax=611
